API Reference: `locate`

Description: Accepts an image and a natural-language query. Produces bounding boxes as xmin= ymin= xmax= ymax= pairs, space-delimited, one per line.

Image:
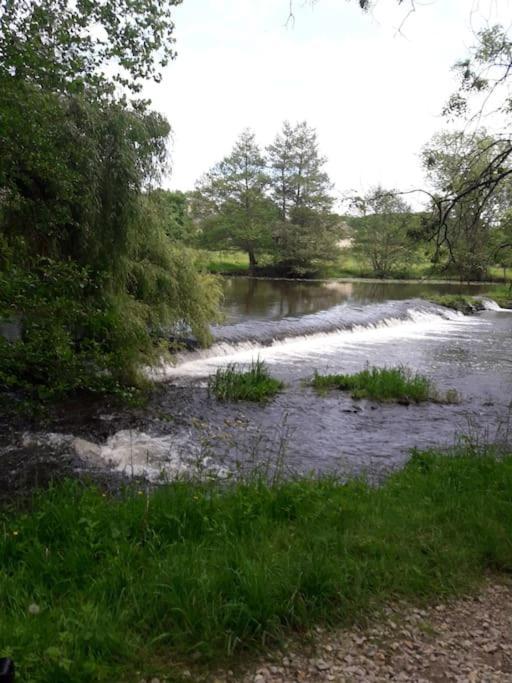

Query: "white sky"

xmin=144 ymin=0 xmax=511 ymax=209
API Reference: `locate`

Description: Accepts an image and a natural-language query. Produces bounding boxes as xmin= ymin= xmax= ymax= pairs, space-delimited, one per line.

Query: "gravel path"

xmin=210 ymin=579 xmax=512 ymax=683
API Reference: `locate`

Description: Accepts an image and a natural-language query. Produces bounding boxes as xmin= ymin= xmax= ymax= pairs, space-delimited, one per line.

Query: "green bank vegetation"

xmin=428 ymin=288 xmax=512 ymax=314
xmin=485 ymin=286 xmax=512 ymax=309
xmin=205 ymin=248 xmax=511 ymax=283
xmin=208 ymin=360 xmax=283 ymax=402
xmin=1 ymin=450 xmax=511 ymax=681
xmin=426 ymin=294 xmax=486 ymax=315
xmin=311 ymin=366 xmax=459 ymax=404
xmin=0 ymin=1 xmax=220 ymax=407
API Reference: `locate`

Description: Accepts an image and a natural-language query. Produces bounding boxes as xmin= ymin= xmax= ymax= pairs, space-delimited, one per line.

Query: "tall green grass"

xmin=208 ymin=359 xmax=283 ymax=402
xmin=311 ymin=365 xmax=457 ymax=403
xmin=1 ymin=450 xmax=511 ymax=680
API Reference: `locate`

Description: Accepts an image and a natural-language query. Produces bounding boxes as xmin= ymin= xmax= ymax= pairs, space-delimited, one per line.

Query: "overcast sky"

xmin=144 ymin=0 xmax=511 ymax=208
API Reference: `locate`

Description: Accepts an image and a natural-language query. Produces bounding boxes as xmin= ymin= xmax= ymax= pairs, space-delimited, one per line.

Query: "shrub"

xmin=208 ymin=359 xmax=283 ymax=402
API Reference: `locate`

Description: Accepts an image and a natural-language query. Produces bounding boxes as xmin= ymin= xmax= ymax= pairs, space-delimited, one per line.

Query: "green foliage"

xmin=350 ymin=188 xmax=421 ymax=278
xmin=311 ymin=365 xmax=457 ymax=404
xmin=0 ymin=0 xmax=181 ymax=96
xmin=272 ymin=207 xmax=342 ymax=276
xmin=0 ymin=260 xmax=143 ymax=402
xmin=0 ymin=2 xmax=221 ymax=404
xmin=1 ymin=82 xmax=169 ymax=271
xmin=267 ymin=120 xmax=333 ymax=220
xmin=194 ymin=129 xmax=277 ymax=270
xmin=208 ymin=360 xmax=284 ymax=402
xmin=194 ymin=123 xmax=339 ymax=275
xmin=0 ymin=91 xmax=220 ymax=402
xmin=422 ymin=130 xmax=512 ymax=281
xmin=0 ymin=451 xmax=511 ymax=679
xmin=144 ymin=189 xmax=196 ymax=243
xmin=0 ymin=239 xmax=220 ymax=403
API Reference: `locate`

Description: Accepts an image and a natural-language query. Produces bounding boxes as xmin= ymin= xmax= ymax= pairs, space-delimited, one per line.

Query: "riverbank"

xmin=206 ymin=250 xmax=509 ymax=284
xmin=1 ymin=448 xmax=511 ymax=681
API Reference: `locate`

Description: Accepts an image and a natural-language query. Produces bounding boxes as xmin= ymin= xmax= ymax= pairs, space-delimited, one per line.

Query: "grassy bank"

xmin=206 ymin=250 xmax=250 ymax=274
xmin=311 ymin=366 xmax=458 ymax=404
xmin=205 ymin=249 xmax=510 ymax=282
xmin=428 ymin=289 xmax=512 ymax=313
xmin=485 ymin=285 xmax=512 ymax=308
xmin=1 ymin=449 xmax=512 ymax=681
xmin=426 ymin=294 xmax=486 ymax=314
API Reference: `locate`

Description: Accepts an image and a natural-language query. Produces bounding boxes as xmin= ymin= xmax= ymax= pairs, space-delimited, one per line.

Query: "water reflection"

xmin=221 ymin=277 xmax=497 ymax=323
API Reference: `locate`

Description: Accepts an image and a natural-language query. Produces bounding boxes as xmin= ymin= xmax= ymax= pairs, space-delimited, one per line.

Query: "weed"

xmin=208 ymin=359 xmax=283 ymax=402
xmin=311 ymin=366 xmax=457 ymax=404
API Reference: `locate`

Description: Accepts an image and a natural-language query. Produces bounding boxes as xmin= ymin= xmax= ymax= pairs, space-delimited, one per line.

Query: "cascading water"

xmin=6 ymin=280 xmax=512 ymax=487
xmin=154 ymin=299 xmax=469 ymax=379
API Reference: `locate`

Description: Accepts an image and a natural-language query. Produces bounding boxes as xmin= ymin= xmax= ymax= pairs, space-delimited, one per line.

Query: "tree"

xmin=0 ymin=0 xmax=181 ymax=96
xmin=144 ymin=190 xmax=196 ymax=243
xmin=0 ymin=0 xmax=221 ymax=401
xmin=273 ymin=206 xmax=342 ymax=276
xmin=421 ymin=24 xmax=512 ymax=257
xmin=265 ymin=121 xmax=339 ymax=275
xmin=422 ymin=131 xmax=512 ymax=281
xmin=267 ymin=121 xmax=333 ymax=220
xmin=194 ymin=129 xmax=277 ymax=272
xmin=193 ymin=123 xmax=339 ymax=276
xmin=351 ymin=187 xmax=419 ymax=278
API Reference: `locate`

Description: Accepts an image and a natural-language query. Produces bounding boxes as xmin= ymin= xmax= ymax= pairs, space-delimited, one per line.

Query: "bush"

xmin=208 ymin=359 xmax=283 ymax=402
xmin=0 ymin=252 xmax=220 ymax=403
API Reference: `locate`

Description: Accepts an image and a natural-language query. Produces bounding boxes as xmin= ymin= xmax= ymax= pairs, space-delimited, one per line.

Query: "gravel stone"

xmin=210 ymin=579 xmax=512 ymax=682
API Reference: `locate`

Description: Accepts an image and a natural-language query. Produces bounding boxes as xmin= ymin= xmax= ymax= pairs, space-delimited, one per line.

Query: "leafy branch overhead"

xmin=0 ymin=0 xmax=182 ymax=96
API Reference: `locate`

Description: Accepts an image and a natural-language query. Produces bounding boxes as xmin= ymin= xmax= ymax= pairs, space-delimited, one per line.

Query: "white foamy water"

xmin=155 ymin=307 xmax=477 ymax=379
xmin=480 ymin=297 xmax=512 ymax=312
xmin=22 ymin=430 xmax=230 ymax=482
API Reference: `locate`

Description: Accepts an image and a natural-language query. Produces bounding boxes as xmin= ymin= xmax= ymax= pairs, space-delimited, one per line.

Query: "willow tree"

xmin=0 ymin=0 xmax=221 ymax=400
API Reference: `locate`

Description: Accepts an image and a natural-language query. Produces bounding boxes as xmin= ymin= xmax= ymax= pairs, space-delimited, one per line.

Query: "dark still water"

xmin=220 ymin=277 xmax=497 ymax=323
xmin=12 ymin=278 xmax=512 ymax=485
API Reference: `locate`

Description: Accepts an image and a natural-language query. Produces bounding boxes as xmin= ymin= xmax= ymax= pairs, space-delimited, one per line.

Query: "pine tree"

xmin=195 ymin=129 xmax=277 ymax=271
xmin=267 ymin=121 xmax=333 ymax=220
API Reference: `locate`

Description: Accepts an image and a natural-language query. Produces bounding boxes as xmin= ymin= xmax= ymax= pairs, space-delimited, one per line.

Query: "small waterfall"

xmin=154 ymin=299 xmax=470 ymax=379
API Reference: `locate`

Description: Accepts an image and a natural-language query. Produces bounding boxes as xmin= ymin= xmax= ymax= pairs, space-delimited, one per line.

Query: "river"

xmin=5 ymin=278 xmax=512 ymax=487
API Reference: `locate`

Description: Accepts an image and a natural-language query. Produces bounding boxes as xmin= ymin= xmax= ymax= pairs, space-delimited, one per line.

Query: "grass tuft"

xmin=208 ymin=359 xmax=284 ymax=402
xmin=311 ymin=365 xmax=458 ymax=404
xmin=0 ymin=450 xmax=511 ymax=680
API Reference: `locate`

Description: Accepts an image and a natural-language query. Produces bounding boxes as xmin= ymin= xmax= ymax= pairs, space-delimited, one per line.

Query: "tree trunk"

xmin=248 ymin=249 xmax=257 ymax=274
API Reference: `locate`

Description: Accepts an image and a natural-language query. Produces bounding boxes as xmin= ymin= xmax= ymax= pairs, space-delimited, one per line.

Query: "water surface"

xmin=10 ymin=278 xmax=511 ymax=484
xmin=148 ymin=278 xmax=512 ymax=480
